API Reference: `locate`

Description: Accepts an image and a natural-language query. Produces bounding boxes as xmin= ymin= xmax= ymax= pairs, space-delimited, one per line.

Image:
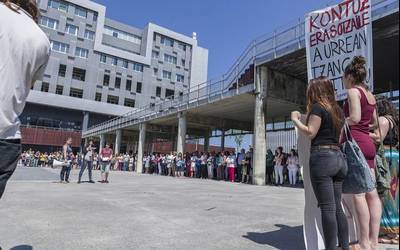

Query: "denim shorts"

xmin=100 ymin=162 xmax=110 ymax=173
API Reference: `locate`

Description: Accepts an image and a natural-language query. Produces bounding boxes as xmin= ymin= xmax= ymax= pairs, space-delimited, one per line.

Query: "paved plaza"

xmin=0 ymin=167 xmax=398 ymax=250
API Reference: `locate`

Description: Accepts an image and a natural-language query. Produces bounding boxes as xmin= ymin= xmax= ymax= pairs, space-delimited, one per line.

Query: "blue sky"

xmin=93 ymin=0 xmax=335 ymax=149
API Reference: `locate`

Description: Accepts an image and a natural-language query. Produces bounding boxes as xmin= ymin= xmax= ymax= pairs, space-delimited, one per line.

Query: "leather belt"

xmin=311 ymin=145 xmax=340 ymax=151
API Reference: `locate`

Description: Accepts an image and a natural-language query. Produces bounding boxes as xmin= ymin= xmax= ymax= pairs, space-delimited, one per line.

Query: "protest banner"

xmin=305 ymin=0 xmax=373 ymax=100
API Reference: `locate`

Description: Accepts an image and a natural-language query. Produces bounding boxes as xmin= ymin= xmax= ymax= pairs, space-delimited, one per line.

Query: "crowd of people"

xmin=20 ymin=144 xmax=302 ymax=187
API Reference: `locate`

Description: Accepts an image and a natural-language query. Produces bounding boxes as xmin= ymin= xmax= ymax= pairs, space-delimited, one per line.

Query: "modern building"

xmin=22 ymin=0 xmax=208 ymax=150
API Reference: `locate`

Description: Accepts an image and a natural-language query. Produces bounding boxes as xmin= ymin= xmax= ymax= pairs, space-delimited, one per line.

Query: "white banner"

xmin=305 ymin=0 xmax=374 ymax=100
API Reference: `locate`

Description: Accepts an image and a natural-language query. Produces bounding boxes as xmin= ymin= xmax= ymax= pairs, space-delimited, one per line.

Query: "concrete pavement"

xmin=0 ymin=167 xmax=398 ymax=250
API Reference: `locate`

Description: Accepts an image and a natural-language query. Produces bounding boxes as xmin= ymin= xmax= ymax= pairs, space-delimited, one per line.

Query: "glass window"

xmin=165 ymin=89 xmax=175 ymax=99
xmin=153 ymin=68 xmax=158 ymax=77
xmin=41 ymin=82 xmax=49 ymax=92
xmin=181 ymin=59 xmax=186 ymax=67
xmin=100 ymin=54 xmax=106 ymax=63
xmin=50 ymin=40 xmax=69 ymax=54
xmin=152 ymin=50 xmax=159 ymax=59
xmin=176 ymin=74 xmax=184 ymax=83
xmin=93 ymin=12 xmax=98 ymax=22
xmin=40 ymin=16 xmax=59 ymax=30
xmin=124 ymin=98 xmax=135 ymax=107
xmin=65 ymin=23 xmax=78 ymax=36
xmin=74 ymin=6 xmax=87 ymax=18
xmin=115 ymin=77 xmax=121 ymax=89
xmin=48 ymin=0 xmax=68 ymax=12
xmin=122 ymin=60 xmax=128 ymax=69
xmin=72 ymin=67 xmax=86 ymax=81
xmin=104 ymin=26 xmax=141 ymax=45
xmin=133 ymin=63 xmax=143 ymax=72
xmin=178 ymin=42 xmax=186 ymax=51
xmin=160 ymin=36 xmax=174 ymax=47
xmin=107 ymin=95 xmax=119 ymax=105
xmin=75 ymin=47 xmax=89 ymax=58
xmin=126 ymin=79 xmax=132 ymax=91
xmin=95 ymin=92 xmax=102 ymax=102
xmin=103 ymin=74 xmax=110 ymax=86
xmin=58 ymin=64 xmax=66 ymax=77
xmin=84 ymin=30 xmax=95 ymax=40
xmin=164 ymin=54 xmax=177 ymax=64
xmin=162 ymin=70 xmax=172 ymax=80
xmin=136 ymin=82 xmax=142 ymax=93
xmin=56 ymin=85 xmax=63 ymax=95
xmin=111 ymin=57 xmax=118 ymax=66
xmin=156 ymin=86 xmax=161 ymax=97
xmin=69 ymin=88 xmax=83 ymax=98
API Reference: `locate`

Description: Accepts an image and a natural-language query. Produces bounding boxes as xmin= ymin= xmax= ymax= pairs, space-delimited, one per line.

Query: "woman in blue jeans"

xmin=291 ymin=76 xmax=349 ymax=250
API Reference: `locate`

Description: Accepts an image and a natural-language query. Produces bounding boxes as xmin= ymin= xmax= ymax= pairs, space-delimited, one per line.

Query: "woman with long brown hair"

xmin=342 ymin=56 xmax=381 ymax=250
xmin=291 ymin=76 xmax=349 ymax=250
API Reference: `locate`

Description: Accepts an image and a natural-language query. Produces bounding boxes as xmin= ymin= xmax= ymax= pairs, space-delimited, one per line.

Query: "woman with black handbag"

xmin=291 ymin=76 xmax=349 ymax=250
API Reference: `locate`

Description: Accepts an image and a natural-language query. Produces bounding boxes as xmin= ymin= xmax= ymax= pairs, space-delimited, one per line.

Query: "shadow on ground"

xmin=10 ymin=245 xmax=33 ymax=250
xmin=243 ymin=224 xmax=305 ymax=250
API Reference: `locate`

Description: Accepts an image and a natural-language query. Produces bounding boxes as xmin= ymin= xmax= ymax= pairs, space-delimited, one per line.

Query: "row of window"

xmin=58 ymin=64 xmax=86 ymax=81
xmin=104 ymin=26 xmax=142 ymax=45
xmin=40 ymin=82 xmax=136 ymax=108
xmin=48 ymin=0 xmax=98 ymax=21
xmin=99 ymin=54 xmax=144 ymax=72
xmin=102 ymin=74 xmax=142 ymax=93
xmin=154 ymin=69 xmax=184 ymax=83
xmin=152 ymin=50 xmax=186 ymax=67
xmin=154 ymin=33 xmax=189 ymax=52
xmin=50 ymin=40 xmax=89 ymax=59
xmin=40 ymin=16 xmax=96 ymax=40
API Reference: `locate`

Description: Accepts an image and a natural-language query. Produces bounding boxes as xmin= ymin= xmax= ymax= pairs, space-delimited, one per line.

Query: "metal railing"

xmin=83 ymin=0 xmax=397 ymax=138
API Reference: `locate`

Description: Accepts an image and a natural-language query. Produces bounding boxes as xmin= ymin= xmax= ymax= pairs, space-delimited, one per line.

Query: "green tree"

xmin=234 ymin=134 xmax=244 ymax=152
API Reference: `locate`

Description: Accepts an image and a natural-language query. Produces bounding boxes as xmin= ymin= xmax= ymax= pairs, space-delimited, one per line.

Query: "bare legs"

xmin=353 ymin=189 xmax=382 ymax=250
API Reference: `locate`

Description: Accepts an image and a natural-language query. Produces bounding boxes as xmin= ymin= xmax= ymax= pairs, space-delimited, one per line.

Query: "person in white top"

xmin=287 ymin=149 xmax=299 ymax=186
xmin=0 ymin=0 xmax=50 ymax=199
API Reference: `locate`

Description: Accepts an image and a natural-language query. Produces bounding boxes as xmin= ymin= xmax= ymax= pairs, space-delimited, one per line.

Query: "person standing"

xmin=370 ymin=96 xmax=399 ymax=244
xmin=237 ymin=149 xmax=245 ymax=182
xmin=287 ymin=149 xmax=299 ymax=186
xmin=227 ymin=151 xmax=236 ymax=182
xmin=274 ymin=147 xmax=284 ymax=186
xmin=291 ymin=76 xmax=349 ymax=250
xmin=266 ymin=149 xmax=275 ymax=185
xmin=99 ymin=143 xmax=113 ymax=183
xmin=342 ymin=56 xmax=381 ymax=250
xmin=60 ymin=138 xmax=73 ymax=183
xmin=78 ymin=141 xmax=95 ymax=184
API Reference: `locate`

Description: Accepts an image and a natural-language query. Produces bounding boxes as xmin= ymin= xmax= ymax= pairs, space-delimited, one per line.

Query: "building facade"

xmin=22 ymin=0 xmax=208 ymax=150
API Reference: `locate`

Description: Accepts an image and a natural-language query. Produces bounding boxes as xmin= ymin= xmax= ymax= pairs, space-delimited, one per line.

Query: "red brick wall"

xmin=21 ymin=127 xmax=81 ymax=147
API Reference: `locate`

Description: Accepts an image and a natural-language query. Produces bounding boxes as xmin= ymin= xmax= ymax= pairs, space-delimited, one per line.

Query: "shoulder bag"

xmin=342 ymin=121 xmax=376 ymax=194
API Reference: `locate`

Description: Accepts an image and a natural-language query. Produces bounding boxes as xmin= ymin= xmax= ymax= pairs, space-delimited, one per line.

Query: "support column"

xmin=176 ymin=112 xmax=187 ymax=154
xmin=252 ymin=65 xmax=267 ymax=186
xmin=136 ymin=123 xmax=146 ymax=174
xmin=220 ymin=130 xmax=225 ymax=152
xmin=82 ymin=112 xmax=89 ymax=132
xmin=204 ymin=132 xmax=210 ymax=152
xmin=99 ymin=134 xmax=105 ymax=153
xmin=114 ymin=129 xmax=122 ymax=155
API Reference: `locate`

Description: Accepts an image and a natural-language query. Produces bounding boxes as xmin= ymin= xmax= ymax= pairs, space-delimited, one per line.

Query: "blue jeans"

xmin=309 ymin=148 xmax=349 ymax=250
xmin=60 ymin=165 xmax=71 ymax=181
xmin=79 ymin=160 xmax=93 ymax=181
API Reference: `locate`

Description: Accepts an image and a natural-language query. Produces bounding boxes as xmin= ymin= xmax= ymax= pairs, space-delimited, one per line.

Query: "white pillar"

xmin=176 ymin=112 xmax=187 ymax=154
xmin=221 ymin=130 xmax=225 ymax=152
xmin=115 ymin=129 xmax=122 ymax=155
xmin=99 ymin=134 xmax=105 ymax=154
xmin=136 ymin=123 xmax=146 ymax=174
xmin=252 ymin=66 xmax=267 ymax=186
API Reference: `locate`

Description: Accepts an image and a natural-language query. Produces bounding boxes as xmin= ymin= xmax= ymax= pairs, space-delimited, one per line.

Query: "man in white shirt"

xmin=0 ymin=0 xmax=50 ymax=199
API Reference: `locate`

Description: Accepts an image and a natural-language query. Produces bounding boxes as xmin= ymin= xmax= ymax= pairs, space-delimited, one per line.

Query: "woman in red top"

xmin=343 ymin=56 xmax=381 ymax=250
